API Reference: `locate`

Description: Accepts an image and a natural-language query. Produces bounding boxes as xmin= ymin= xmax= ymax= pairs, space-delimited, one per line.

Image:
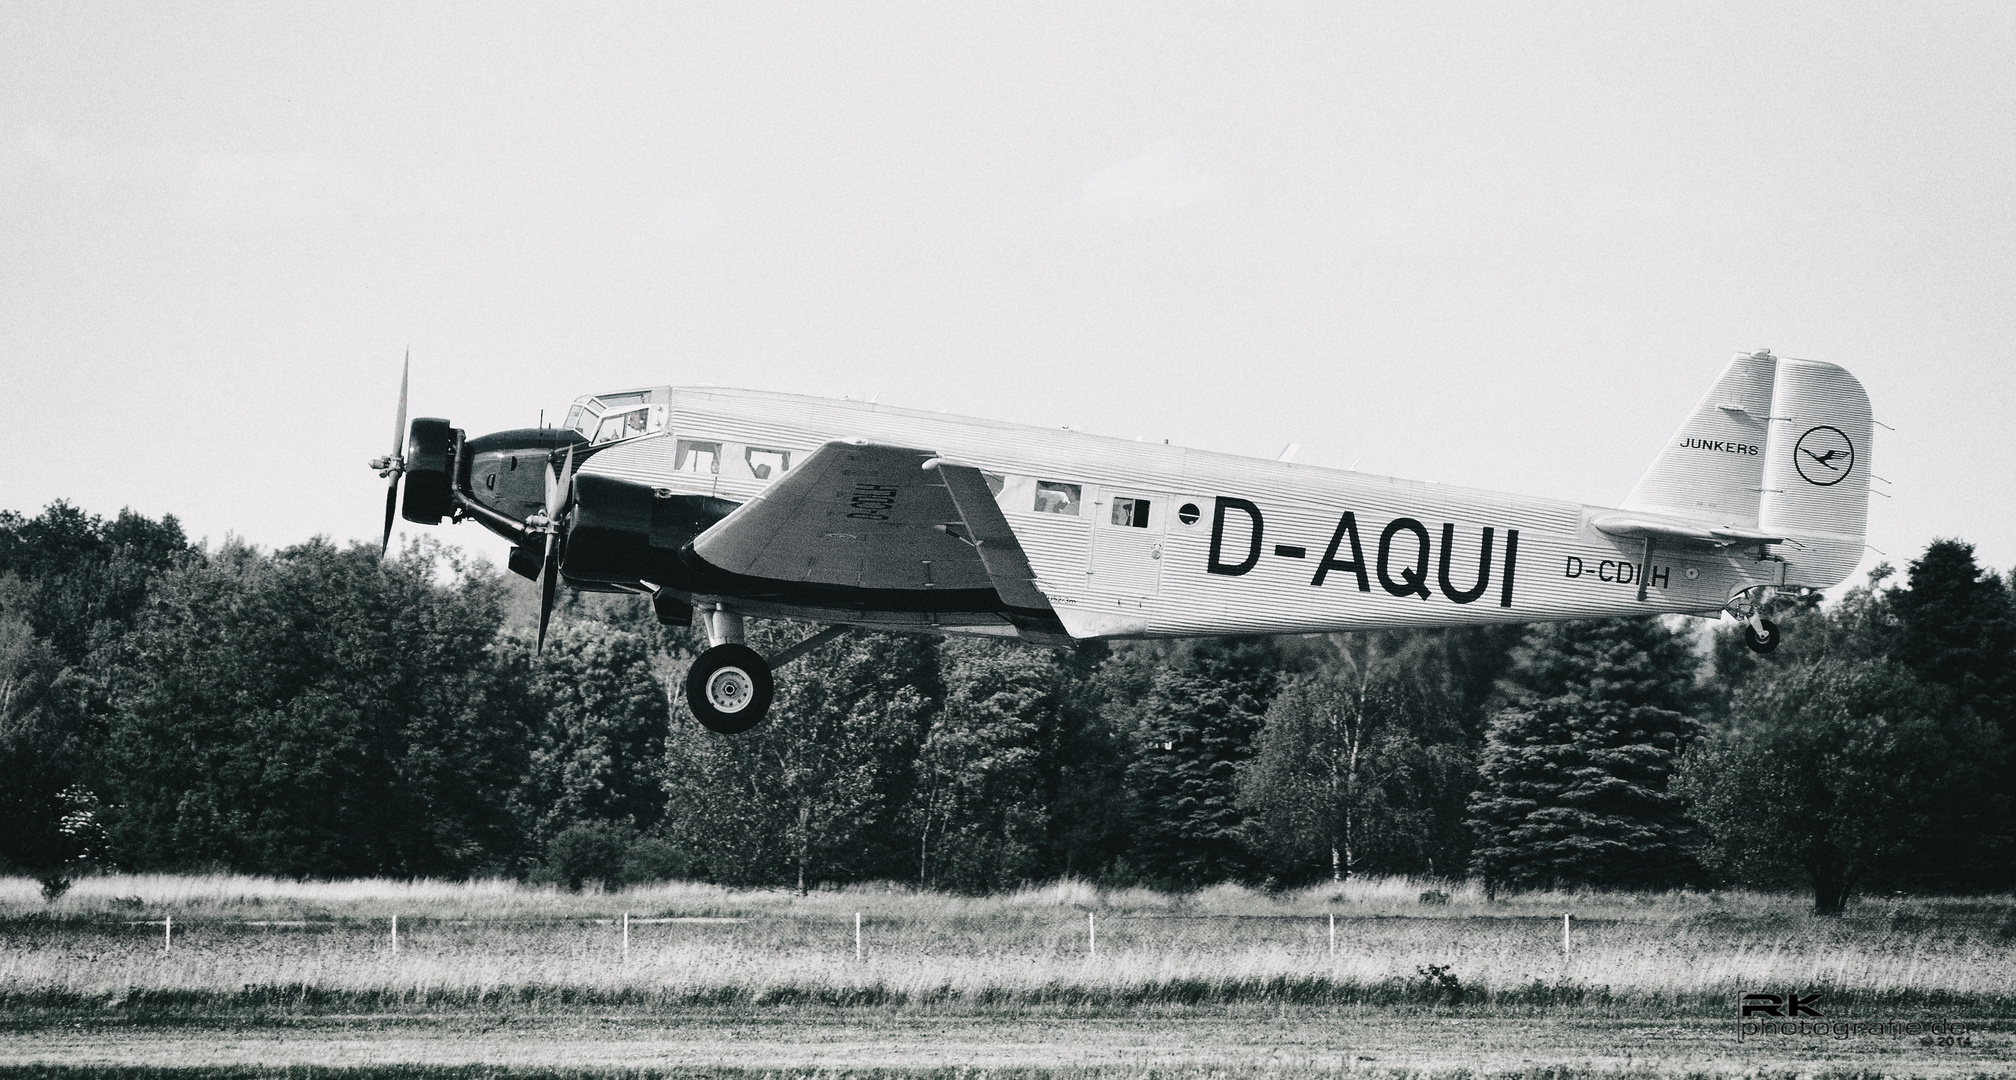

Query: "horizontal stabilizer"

xmin=1589 ymin=511 xmax=1782 ymax=546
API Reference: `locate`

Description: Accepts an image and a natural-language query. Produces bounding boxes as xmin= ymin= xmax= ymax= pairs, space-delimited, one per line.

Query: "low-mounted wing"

xmin=691 ymin=441 xmax=1038 ymax=599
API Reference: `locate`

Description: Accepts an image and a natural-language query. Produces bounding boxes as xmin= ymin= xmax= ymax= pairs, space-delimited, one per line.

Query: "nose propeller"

xmin=367 ymin=351 xmax=411 ymax=557
xmin=366 ymin=349 xmax=572 ymax=652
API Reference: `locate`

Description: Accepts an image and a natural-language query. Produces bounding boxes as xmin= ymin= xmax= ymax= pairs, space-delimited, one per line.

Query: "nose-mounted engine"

xmin=369 ymin=368 xmax=681 ymax=648
xmin=385 ymin=417 xmax=586 ymax=569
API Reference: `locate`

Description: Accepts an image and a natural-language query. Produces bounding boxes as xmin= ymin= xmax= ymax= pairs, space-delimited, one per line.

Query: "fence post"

xmin=1328 ymin=913 xmax=1335 ymax=956
xmin=392 ymin=914 xmax=399 ymax=956
xmin=1088 ymin=912 xmax=1096 ymax=958
xmin=1562 ymin=912 xmax=1571 ymax=956
xmin=163 ymin=914 xmax=171 ymax=954
xmin=623 ymin=912 xmax=631 ymax=964
xmin=855 ymin=912 xmax=862 ymax=962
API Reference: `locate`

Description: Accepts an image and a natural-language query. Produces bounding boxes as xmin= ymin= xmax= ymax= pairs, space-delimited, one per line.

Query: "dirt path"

xmin=4 ymin=1014 xmax=2009 ymax=1076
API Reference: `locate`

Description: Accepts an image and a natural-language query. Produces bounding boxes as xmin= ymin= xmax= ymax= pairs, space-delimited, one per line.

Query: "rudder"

xmin=1758 ymin=356 xmax=1872 ymax=589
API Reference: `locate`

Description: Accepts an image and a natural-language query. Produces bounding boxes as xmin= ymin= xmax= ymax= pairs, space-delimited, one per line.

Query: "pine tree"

xmin=1884 ymin=540 xmax=2016 ymax=889
xmin=1889 ymin=539 xmax=2016 ymax=736
xmin=1466 ymin=616 xmax=1701 ymax=893
xmin=1123 ymin=637 xmax=1287 ymax=885
xmin=1040 ymin=641 xmax=1130 ymax=880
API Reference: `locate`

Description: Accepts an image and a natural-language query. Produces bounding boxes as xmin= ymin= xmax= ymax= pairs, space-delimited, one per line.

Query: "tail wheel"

xmin=685 ymin=644 xmax=774 ymax=734
xmin=401 ymin=417 xmax=455 ymax=525
xmin=1744 ymin=618 xmax=1780 ymax=655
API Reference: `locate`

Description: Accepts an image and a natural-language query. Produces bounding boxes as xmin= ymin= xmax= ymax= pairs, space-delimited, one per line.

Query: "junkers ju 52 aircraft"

xmin=370 ymin=349 xmax=1871 ymax=735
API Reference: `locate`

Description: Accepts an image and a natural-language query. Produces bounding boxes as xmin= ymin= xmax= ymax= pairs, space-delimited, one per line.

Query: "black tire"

xmin=402 ymin=417 xmax=455 ymax=525
xmin=1744 ymin=618 xmax=1780 ymax=655
xmin=685 ymin=644 xmax=773 ymax=734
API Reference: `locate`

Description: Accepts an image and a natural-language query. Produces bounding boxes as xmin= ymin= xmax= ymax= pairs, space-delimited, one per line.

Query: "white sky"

xmin=4 ymin=3 xmax=2011 ymax=586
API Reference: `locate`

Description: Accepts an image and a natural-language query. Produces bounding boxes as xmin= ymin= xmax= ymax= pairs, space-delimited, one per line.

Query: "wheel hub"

xmin=706 ymin=667 xmax=754 ymax=713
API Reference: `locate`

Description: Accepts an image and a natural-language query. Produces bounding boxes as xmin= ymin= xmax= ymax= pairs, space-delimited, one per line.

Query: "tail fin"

xmin=1622 ymin=350 xmax=1871 ymax=590
xmin=1622 ymin=351 xmax=1777 ymax=528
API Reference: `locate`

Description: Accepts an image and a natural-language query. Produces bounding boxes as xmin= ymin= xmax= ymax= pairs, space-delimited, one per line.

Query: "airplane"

xmin=369 ymin=349 xmax=1872 ymax=734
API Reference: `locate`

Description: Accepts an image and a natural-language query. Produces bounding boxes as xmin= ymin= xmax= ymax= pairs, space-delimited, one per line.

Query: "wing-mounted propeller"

xmin=527 ymin=442 xmax=576 ymax=653
xmin=366 ymin=352 xmax=412 ymax=556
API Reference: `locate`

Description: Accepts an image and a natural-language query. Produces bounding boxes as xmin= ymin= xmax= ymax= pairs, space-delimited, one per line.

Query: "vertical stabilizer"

xmin=1622 ymin=351 xmax=1778 ymax=527
xmin=1759 ymin=357 xmax=1872 ymax=588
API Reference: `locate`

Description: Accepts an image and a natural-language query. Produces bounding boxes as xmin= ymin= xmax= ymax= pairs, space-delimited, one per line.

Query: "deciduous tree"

xmin=1240 ymin=634 xmax=1471 ymax=883
xmin=660 ymin=624 xmax=933 ymax=891
xmin=509 ymin=618 xmax=672 ymax=853
xmin=105 ymin=538 xmax=525 ymax=877
xmin=1676 ymin=657 xmax=1967 ymax=913
xmin=909 ymin=640 xmax=1049 ymax=892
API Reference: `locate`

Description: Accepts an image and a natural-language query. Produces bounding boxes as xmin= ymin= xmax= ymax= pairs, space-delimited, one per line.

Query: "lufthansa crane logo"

xmin=1793 ymin=426 xmax=1854 ymax=486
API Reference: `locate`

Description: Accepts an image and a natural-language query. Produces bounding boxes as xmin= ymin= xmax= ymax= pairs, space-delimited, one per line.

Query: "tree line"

xmin=3 ymin=501 xmax=2011 ymax=911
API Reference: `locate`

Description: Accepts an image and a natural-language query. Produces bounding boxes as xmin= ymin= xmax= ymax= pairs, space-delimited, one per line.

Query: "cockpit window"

xmin=564 ymin=387 xmax=671 ymax=439
xmin=745 ymin=447 xmax=790 ymax=480
xmin=593 ymin=408 xmax=651 ymax=444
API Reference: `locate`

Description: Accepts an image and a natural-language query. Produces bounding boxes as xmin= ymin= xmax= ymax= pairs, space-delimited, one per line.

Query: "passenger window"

xmin=745 ymin=447 xmax=790 ymax=480
xmin=994 ymin=475 xmax=1034 ymax=513
xmin=1110 ymin=497 xmax=1150 ymax=528
xmin=674 ymin=440 xmax=721 ymax=475
xmin=1033 ymin=481 xmax=1081 ymax=516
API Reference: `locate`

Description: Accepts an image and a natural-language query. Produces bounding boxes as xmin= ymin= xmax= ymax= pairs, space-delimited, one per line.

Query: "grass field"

xmin=4 ymin=874 xmax=2013 ymax=1078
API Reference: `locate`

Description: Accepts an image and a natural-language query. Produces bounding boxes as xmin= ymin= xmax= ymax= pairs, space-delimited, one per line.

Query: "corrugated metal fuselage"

xmin=571 ymin=387 xmax=1807 ymax=642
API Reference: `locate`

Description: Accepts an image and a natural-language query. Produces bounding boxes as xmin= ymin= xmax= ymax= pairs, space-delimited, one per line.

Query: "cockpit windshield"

xmin=562 ymin=387 xmax=673 ymax=443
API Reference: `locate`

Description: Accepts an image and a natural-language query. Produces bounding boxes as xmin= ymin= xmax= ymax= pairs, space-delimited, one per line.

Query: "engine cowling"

xmin=460 ymin=427 xmax=589 ymax=532
xmin=400 ymin=418 xmax=456 ymax=525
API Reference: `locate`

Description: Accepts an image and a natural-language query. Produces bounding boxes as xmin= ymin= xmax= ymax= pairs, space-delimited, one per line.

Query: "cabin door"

xmin=1086 ymin=487 xmax=1169 ymax=604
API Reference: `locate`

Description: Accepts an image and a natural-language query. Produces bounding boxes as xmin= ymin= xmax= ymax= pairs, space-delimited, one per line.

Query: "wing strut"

xmin=767 ymin=624 xmax=851 ymax=670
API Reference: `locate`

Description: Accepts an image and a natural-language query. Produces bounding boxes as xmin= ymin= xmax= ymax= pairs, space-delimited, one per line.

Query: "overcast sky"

xmin=4 ymin=3 xmax=2011 ymax=590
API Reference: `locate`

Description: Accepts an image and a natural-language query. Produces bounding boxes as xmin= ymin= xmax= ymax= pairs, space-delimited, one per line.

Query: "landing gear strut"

xmin=685 ymin=606 xmax=772 ymax=735
xmin=1727 ymin=585 xmax=1782 ymax=655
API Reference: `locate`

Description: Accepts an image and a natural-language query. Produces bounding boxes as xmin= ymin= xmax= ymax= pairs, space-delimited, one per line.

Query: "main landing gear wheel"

xmin=1744 ymin=618 xmax=1781 ymax=655
xmin=685 ymin=644 xmax=774 ymax=734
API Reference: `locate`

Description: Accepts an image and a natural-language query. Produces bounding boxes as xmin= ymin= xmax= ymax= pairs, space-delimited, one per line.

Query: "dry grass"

xmin=5 ymin=874 xmax=2013 ymax=1018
